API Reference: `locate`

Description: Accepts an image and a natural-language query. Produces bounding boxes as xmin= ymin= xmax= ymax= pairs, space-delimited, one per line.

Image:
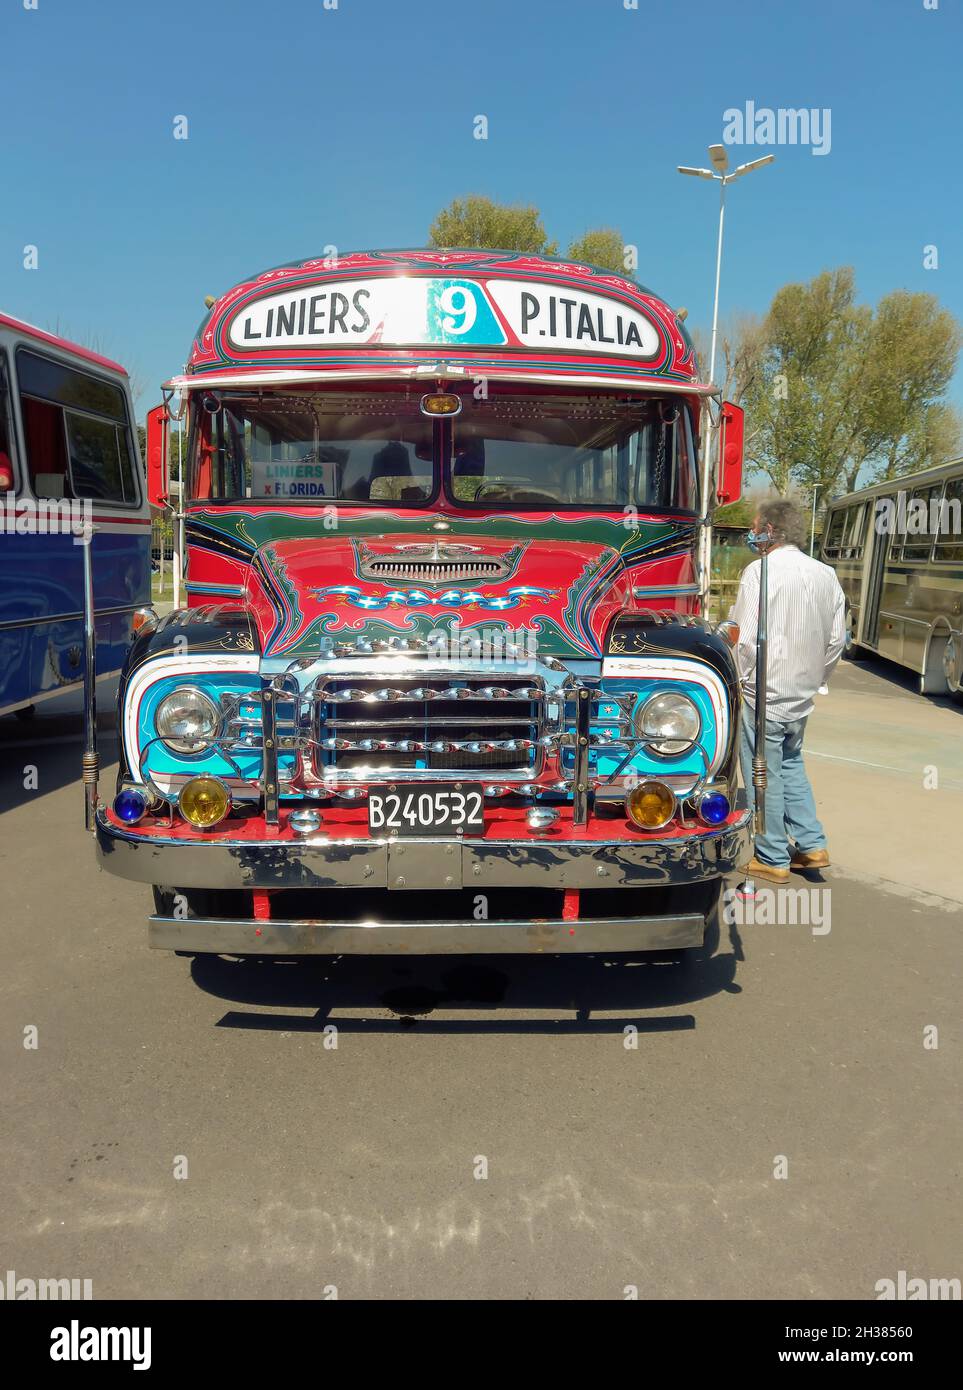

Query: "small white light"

xmin=289 ymin=809 xmax=322 ymax=836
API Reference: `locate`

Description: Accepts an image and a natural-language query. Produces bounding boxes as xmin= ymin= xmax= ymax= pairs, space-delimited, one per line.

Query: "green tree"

xmin=429 ymin=196 xmax=557 ymax=255
xmin=726 ymin=268 xmax=961 ymax=496
xmin=567 ymin=228 xmax=629 ymax=275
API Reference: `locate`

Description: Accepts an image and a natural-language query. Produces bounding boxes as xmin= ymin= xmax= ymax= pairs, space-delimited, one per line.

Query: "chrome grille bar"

xmin=313 ymin=672 xmax=548 ymax=778
xmin=366 ymin=560 xmax=502 ymax=582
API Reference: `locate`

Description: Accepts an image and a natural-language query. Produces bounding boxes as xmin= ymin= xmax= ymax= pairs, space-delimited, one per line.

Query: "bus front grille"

xmin=313 ymin=676 xmax=543 ymax=777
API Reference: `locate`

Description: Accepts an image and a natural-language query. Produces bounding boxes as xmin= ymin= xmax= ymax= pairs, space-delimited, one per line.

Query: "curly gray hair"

xmin=756 ymin=498 xmax=808 ymax=549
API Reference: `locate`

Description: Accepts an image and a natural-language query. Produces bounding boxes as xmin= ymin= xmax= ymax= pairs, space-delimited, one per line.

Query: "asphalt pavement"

xmin=1 ymin=655 xmax=959 ymax=1299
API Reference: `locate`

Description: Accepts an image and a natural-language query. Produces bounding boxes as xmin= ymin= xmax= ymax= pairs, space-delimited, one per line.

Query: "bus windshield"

xmin=191 ymin=392 xmax=434 ymax=504
xmin=189 ymin=390 xmax=698 ymax=511
xmin=447 ymin=393 xmax=698 ymax=510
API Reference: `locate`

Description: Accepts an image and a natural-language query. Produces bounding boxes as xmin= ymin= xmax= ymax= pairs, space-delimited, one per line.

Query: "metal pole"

xmin=82 ymin=527 xmax=99 ymax=832
xmin=752 ymin=548 xmax=769 ymax=836
xmin=707 ymin=175 xmax=726 ymax=388
xmin=172 ymin=417 xmax=182 ymax=608
xmin=178 ymin=419 xmax=185 ymax=605
xmin=700 ymin=176 xmax=727 ymax=610
xmin=809 ymin=484 xmax=821 ymax=556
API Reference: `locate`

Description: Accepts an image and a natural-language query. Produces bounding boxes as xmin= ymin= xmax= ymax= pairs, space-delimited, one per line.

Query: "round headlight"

xmin=635 ymin=691 xmax=701 ymax=756
xmin=155 ymin=686 xmax=220 ymax=753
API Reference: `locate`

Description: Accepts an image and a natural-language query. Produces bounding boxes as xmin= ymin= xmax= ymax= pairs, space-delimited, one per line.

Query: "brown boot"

xmin=790 ymin=847 xmax=830 ymax=870
xmin=739 ymin=856 xmax=790 ymax=885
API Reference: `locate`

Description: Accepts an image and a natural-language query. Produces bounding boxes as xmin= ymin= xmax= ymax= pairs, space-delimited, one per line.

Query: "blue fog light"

xmin=697 ymin=792 xmax=730 ymax=825
xmin=114 ymin=788 xmax=148 ymax=824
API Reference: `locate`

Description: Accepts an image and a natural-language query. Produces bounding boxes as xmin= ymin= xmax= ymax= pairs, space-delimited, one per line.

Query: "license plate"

xmin=367 ymin=782 xmax=485 ymax=836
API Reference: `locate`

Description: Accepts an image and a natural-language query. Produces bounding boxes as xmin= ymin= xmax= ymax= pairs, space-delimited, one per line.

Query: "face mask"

xmin=745 ymin=528 xmax=772 ymax=553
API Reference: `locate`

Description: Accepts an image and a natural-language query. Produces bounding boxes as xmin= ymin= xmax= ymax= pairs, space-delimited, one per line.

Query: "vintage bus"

xmin=0 ymin=314 xmax=151 ymax=719
xmin=91 ymin=248 xmax=750 ymax=956
xmin=821 ymin=457 xmax=963 ymax=700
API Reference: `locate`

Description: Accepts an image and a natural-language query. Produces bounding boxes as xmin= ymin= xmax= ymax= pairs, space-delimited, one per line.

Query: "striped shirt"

xmin=728 ymin=544 xmax=847 ymax=723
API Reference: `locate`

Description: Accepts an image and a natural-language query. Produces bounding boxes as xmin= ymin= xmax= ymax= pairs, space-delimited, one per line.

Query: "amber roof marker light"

xmin=420 ymin=392 xmax=462 ymax=417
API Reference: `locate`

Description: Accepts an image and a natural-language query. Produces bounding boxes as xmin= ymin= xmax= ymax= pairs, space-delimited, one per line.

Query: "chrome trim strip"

xmin=95 ymin=808 xmax=751 ymax=890
xmin=148 ymin=912 xmax=707 ymax=955
xmin=166 ymin=368 xmax=719 ymax=397
xmin=631 ymin=583 xmax=701 ymax=598
xmin=877 ymin=611 xmax=932 ymax=629
xmin=0 ymin=602 xmax=146 ymax=632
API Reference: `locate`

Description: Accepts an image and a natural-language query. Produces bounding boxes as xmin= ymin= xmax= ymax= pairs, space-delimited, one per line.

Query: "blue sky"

xmin=1 ymin=0 xmax=960 ymax=416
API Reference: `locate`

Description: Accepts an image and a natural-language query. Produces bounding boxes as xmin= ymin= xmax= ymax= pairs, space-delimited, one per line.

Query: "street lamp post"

xmin=810 ymin=483 xmax=822 ymax=556
xmin=677 ymin=146 xmax=775 ymax=604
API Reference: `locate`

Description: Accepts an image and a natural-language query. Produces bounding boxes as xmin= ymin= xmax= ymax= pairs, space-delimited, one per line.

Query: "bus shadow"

xmin=0 ymin=704 xmax=119 ymax=813
xmin=845 ymin=650 xmax=963 ymax=715
xmin=189 ymin=912 xmax=744 ymax=1036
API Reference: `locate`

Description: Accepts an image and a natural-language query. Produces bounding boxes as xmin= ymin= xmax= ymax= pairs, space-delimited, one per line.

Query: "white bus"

xmin=821 ymin=457 xmax=963 ymax=700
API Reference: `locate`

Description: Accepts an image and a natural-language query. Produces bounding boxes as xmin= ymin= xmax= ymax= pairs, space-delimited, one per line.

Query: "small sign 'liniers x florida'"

xmin=228 ymin=277 xmax=661 ymax=358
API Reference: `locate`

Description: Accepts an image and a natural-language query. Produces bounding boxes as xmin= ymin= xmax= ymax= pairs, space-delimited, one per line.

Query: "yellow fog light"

xmin=178 ymin=775 xmax=231 ymax=829
xmin=625 ymin=780 xmax=676 ymax=830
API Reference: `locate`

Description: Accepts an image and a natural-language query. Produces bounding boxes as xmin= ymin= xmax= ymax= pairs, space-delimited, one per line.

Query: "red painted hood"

xmin=243 ymin=530 xmax=636 ymax=659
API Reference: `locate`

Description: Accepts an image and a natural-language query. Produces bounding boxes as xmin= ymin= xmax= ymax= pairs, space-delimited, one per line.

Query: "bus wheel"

xmin=941 ymin=634 xmax=963 ymax=705
xmin=14 ymin=704 xmax=37 ymax=722
xmin=921 ymin=633 xmax=953 ymax=697
xmin=842 ymin=609 xmax=866 ymax=661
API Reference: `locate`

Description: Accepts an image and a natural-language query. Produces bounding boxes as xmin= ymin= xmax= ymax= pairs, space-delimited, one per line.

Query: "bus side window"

xmin=0 ymin=354 xmax=15 ymax=488
xmin=933 ymin=478 xmax=963 ymax=564
xmin=16 ymin=348 xmax=138 ymax=506
xmin=843 ymin=503 xmax=866 ymax=559
xmin=823 ymin=509 xmax=845 ymax=557
xmin=901 ymin=485 xmax=941 ymax=562
xmin=22 ymin=394 xmax=70 ymax=497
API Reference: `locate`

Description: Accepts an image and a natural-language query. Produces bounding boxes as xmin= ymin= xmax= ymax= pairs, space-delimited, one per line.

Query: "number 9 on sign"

xmin=439 ymin=284 xmax=477 ymax=336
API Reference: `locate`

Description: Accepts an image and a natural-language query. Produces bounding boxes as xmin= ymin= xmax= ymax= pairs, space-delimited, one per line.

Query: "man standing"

xmin=727 ymin=498 xmax=846 ymax=884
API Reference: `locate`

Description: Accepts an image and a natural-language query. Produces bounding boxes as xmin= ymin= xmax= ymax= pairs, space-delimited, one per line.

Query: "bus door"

xmin=861 ymin=500 xmax=891 ymax=648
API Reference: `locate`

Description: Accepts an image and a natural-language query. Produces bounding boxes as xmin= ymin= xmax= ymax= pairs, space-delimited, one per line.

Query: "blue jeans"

xmin=739 ymin=711 xmax=827 ymax=867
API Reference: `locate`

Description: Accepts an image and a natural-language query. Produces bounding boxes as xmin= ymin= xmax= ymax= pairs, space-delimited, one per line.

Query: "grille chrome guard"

xmin=138 ymin=649 xmax=719 ymax=811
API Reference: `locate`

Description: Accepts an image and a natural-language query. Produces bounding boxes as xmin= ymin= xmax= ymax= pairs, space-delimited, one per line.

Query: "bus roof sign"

xmin=227 ymin=275 xmax=663 ymax=359
xmin=177 ymin=248 xmax=708 ymax=395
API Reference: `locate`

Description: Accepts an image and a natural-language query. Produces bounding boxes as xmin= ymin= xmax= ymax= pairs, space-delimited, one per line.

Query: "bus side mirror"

xmin=717 ymin=401 xmax=744 ymax=505
xmin=146 ymin=404 xmax=170 ymax=509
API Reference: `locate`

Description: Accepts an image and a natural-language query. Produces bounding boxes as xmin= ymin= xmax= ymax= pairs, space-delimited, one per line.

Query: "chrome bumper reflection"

xmin=95 ymin=808 xmax=751 ymax=891
xmin=148 ymin=913 xmax=707 ymax=955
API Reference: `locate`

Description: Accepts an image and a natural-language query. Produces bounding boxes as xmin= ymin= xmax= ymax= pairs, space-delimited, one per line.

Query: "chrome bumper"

xmin=95 ymin=808 xmax=751 ymax=891
xmin=147 ymin=912 xmax=707 ymax=955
